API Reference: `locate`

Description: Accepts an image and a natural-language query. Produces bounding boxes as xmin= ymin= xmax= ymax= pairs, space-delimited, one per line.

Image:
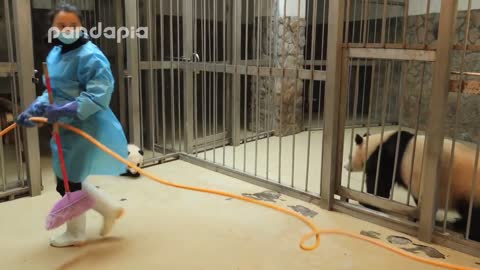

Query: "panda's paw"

xmin=120 ymin=170 xmax=142 ymax=179
xmin=129 ymin=172 xmax=141 ymax=178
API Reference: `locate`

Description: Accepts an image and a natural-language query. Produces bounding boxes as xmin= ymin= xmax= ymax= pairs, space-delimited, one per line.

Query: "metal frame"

xmin=348 ymin=48 xmax=436 ymax=62
xmin=321 ymin=0 xmax=345 ymax=209
xmin=124 ymin=0 xmax=142 ymax=146
xmin=12 ymin=0 xmax=42 ymax=197
xmin=418 ymin=0 xmax=458 ymax=243
xmin=230 ymin=0 xmax=242 ymax=147
xmin=115 ymin=0 xmax=127 ymax=130
xmin=139 ymin=61 xmax=327 ymax=81
xmin=182 ymin=0 xmax=195 ymax=153
xmin=120 ymin=0 xmax=480 ymax=258
xmin=0 ymin=63 xmax=16 ymax=75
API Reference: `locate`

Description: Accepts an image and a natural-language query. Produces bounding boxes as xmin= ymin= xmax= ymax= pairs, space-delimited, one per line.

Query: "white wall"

xmin=278 ymin=0 xmax=307 ymax=17
xmin=348 ymin=0 xmax=480 ymax=21
xmin=349 ymin=2 xmax=404 ymax=21
xmin=154 ymin=0 xmax=226 ymax=20
xmin=32 ymin=0 xmax=95 ymax=10
xmin=32 ymin=0 xmax=55 ymax=9
xmin=409 ymin=0 xmax=480 ymax=16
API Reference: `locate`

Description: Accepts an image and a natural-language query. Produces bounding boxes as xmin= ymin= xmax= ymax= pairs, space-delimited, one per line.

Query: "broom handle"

xmin=42 ymin=63 xmax=71 ymax=193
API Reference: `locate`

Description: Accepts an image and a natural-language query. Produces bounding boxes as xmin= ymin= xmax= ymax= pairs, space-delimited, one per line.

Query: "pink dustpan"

xmin=46 ymin=191 xmax=95 ymax=230
xmin=43 ymin=63 xmax=95 ymax=230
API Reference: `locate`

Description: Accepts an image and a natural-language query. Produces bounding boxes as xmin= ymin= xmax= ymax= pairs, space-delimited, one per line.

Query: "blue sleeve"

xmin=75 ymin=51 xmax=114 ymax=120
xmin=35 ymin=75 xmax=50 ymax=105
xmin=36 ymin=89 xmax=50 ymax=105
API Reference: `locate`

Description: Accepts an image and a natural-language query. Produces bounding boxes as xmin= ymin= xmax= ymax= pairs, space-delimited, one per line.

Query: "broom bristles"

xmin=45 ymin=191 xmax=95 ymax=230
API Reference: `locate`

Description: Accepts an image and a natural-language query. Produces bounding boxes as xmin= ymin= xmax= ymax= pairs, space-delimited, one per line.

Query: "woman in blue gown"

xmin=17 ymin=3 xmax=128 ymax=247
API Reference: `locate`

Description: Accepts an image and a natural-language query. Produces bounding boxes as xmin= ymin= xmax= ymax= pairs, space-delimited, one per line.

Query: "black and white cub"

xmin=121 ymin=144 xmax=144 ymax=178
xmin=344 ymin=130 xmax=480 ymax=241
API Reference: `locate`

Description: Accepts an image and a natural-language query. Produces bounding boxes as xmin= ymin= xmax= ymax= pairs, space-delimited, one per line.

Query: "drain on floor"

xmin=360 ymin=230 xmax=381 ymax=239
xmin=288 ymin=205 xmax=318 ymax=217
xmin=241 ymin=191 xmax=281 ymax=203
xmin=120 ymin=198 xmax=127 ymax=201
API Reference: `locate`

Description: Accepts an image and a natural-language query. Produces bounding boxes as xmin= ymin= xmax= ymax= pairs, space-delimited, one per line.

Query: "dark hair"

xmin=48 ymin=3 xmax=83 ymax=25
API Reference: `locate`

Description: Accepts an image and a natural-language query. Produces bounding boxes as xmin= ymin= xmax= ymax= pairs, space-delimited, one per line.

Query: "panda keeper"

xmin=17 ymin=3 xmax=128 ymax=247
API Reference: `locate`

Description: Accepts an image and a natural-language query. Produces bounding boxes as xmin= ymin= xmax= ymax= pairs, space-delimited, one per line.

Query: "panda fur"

xmin=120 ymin=144 xmax=144 ymax=178
xmin=344 ymin=130 xmax=480 ymax=241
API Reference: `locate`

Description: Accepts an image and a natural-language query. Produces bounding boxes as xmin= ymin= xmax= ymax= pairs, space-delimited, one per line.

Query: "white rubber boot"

xmin=50 ymin=214 xmax=86 ymax=247
xmin=82 ymin=182 xmax=124 ymax=236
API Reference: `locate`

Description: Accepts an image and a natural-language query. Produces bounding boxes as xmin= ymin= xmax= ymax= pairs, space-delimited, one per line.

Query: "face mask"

xmin=57 ymin=29 xmax=81 ymax=45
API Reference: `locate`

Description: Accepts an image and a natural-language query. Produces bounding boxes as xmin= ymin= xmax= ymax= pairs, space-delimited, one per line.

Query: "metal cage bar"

xmin=12 ymin=0 xmax=41 ymax=197
xmin=418 ymin=0 xmax=458 ymax=243
xmin=321 ymin=0 xmax=345 ymax=208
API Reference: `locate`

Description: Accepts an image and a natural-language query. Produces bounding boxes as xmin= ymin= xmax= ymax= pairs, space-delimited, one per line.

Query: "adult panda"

xmin=120 ymin=144 xmax=144 ymax=178
xmin=344 ymin=130 xmax=480 ymax=241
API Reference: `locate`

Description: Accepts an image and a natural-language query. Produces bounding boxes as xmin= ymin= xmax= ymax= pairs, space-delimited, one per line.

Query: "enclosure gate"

xmin=124 ymin=0 xmax=480 ymax=257
xmin=331 ymin=0 xmax=480 ymax=257
xmin=0 ymin=0 xmax=42 ymax=200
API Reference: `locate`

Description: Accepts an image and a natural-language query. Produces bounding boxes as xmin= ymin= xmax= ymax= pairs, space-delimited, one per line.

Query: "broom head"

xmin=45 ymin=191 xmax=95 ymax=230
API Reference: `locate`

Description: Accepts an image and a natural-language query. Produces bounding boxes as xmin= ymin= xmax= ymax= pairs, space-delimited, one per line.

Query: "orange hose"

xmin=3 ymin=118 xmax=478 ymax=270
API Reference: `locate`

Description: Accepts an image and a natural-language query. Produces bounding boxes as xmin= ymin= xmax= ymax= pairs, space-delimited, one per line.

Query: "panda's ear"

xmin=128 ymin=151 xmax=130 ymax=155
xmin=363 ymin=132 xmax=369 ymax=137
xmin=139 ymin=150 xmax=144 ymax=155
xmin=355 ymin=134 xmax=363 ymax=145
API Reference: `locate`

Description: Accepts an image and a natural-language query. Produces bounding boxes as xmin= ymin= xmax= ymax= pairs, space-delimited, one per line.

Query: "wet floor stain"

xmin=241 ymin=191 xmax=281 ymax=203
xmin=360 ymin=230 xmax=381 ymax=239
xmin=387 ymin=235 xmax=446 ymax=259
xmin=387 ymin=235 xmax=412 ymax=245
xmin=401 ymin=245 xmax=446 ymax=259
xmin=288 ymin=205 xmax=318 ymax=217
xmin=120 ymin=198 xmax=127 ymax=201
xmin=359 ymin=233 xmax=446 ymax=259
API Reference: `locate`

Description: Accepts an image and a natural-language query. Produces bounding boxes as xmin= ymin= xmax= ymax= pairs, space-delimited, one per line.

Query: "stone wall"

xmin=273 ymin=16 xmax=306 ymax=136
xmin=248 ymin=4 xmax=306 ymax=136
xmin=401 ymin=10 xmax=480 ymax=142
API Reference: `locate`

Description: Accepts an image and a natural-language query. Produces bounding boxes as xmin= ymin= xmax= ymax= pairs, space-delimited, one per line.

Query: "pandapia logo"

xmin=47 ymin=23 xmax=148 ymax=43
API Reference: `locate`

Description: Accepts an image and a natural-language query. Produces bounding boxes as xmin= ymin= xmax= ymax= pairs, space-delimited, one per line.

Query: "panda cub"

xmin=344 ymin=130 xmax=480 ymax=241
xmin=121 ymin=144 xmax=144 ymax=178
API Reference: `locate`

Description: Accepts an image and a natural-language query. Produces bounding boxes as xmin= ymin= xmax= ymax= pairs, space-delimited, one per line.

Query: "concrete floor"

xmin=0 ymin=158 xmax=479 ymax=269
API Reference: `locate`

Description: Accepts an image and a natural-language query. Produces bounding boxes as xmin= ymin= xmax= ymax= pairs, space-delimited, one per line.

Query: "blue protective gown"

xmin=36 ymin=41 xmax=128 ymax=183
